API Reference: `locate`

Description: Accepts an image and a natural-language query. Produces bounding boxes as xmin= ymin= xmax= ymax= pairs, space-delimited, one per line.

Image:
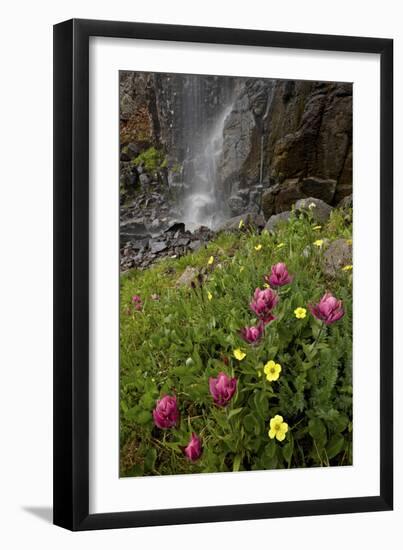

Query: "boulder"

xmin=323 ymin=238 xmax=352 ymax=276
xmin=264 ymin=211 xmax=292 ymax=232
xmin=176 ymin=266 xmax=199 ymax=287
xmin=338 ymin=194 xmax=353 ymax=209
xmin=216 ymin=212 xmax=265 ymax=232
xmin=300 ymin=177 xmax=337 ymax=204
xmin=150 ymin=240 xmax=168 ymax=254
xmin=295 ymin=197 xmax=333 ymax=223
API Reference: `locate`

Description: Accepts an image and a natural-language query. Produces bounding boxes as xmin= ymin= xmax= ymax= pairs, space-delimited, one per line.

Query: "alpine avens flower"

xmin=208 ymin=256 xmax=214 ymax=265
xmin=152 ymin=395 xmax=179 ymax=429
xmin=233 ymin=348 xmax=246 ymax=361
xmin=294 ymin=307 xmax=307 ymax=319
xmin=309 ymin=292 xmax=344 ymax=325
xmin=209 ymin=372 xmax=237 ymax=407
xmin=342 ymin=265 xmax=353 ymax=271
xmin=265 ymin=262 xmax=293 ymax=288
xmin=207 ymin=291 xmax=213 ymax=301
xmin=254 ymin=244 xmax=263 ymax=251
xmin=250 ymin=287 xmax=278 ymax=324
xmin=268 ymin=415 xmax=288 ymax=441
xmin=184 ymin=433 xmax=202 ymax=462
xmin=264 ymin=360 xmax=282 ymax=381
xmin=240 ymin=322 xmax=265 ymax=345
xmin=313 ymin=239 xmax=324 ymax=248
xmin=239 ymin=219 xmax=244 ymax=229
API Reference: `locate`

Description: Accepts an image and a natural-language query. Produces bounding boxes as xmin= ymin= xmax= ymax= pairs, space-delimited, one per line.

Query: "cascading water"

xmin=179 ymin=76 xmax=235 ymax=230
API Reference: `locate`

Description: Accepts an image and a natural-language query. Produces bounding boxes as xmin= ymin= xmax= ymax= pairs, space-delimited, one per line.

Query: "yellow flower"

xmin=264 ymin=360 xmax=282 ymax=382
xmin=207 ymin=291 xmax=213 ymax=301
xmin=239 ymin=219 xmax=244 ymax=229
xmin=313 ymin=239 xmax=324 ymax=248
xmin=294 ymin=307 xmax=307 ymax=319
xmin=264 ymin=282 xmax=270 ymax=289
xmin=313 ymin=225 xmax=322 ymax=231
xmin=346 ymin=239 xmax=353 ymax=246
xmin=254 ymin=244 xmax=263 ymax=251
xmin=342 ymin=264 xmax=353 ymax=271
xmin=207 ymin=256 xmax=214 ymax=265
xmin=233 ymin=348 xmax=246 ymax=361
xmin=276 ymin=242 xmax=285 ymax=249
xmin=268 ymin=415 xmax=289 ymax=442
xmin=239 ymin=266 xmax=245 ymax=273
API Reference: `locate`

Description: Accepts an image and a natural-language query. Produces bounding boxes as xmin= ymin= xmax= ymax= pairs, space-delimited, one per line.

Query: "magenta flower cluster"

xmin=209 ymin=372 xmax=237 ymax=407
xmin=309 ymin=292 xmax=345 ymax=325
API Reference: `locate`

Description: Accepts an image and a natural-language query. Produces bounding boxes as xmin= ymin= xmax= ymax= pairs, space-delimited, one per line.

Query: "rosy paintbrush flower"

xmin=239 ymin=321 xmax=265 ymax=345
xmin=132 ymin=294 xmax=142 ymax=303
xmin=152 ymin=395 xmax=179 ymax=429
xmin=250 ymin=287 xmax=278 ymax=324
xmin=183 ymin=432 xmax=203 ymax=462
xmin=265 ymin=262 xmax=293 ymax=287
xmin=309 ymin=292 xmax=344 ymax=325
xmin=209 ymin=372 xmax=237 ymax=407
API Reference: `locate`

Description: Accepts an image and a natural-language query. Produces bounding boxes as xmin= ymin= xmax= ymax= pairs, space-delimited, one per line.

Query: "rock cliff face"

xmin=119 ymin=71 xmax=352 ymax=235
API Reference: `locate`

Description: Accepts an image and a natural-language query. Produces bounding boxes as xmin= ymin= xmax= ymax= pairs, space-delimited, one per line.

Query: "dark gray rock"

xmin=300 ymin=177 xmax=337 ymax=204
xmin=150 ymin=240 xmax=168 ymax=254
xmin=189 ymin=240 xmax=202 ymax=252
xmin=338 ymin=194 xmax=353 ymax=209
xmin=264 ymin=211 xmax=292 ymax=232
xmin=295 ymin=197 xmax=333 ymax=223
xmin=228 ymin=195 xmax=246 ymax=216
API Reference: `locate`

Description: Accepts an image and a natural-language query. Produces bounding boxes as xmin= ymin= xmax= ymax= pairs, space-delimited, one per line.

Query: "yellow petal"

xmin=208 ymin=256 xmax=214 ymax=265
xmin=254 ymin=244 xmax=262 ymax=251
xmin=234 ymin=348 xmax=246 ymax=361
xmin=274 ymin=415 xmax=283 ymax=423
xmin=268 ymin=429 xmax=276 ymax=439
xmin=276 ymin=431 xmax=286 ymax=442
xmin=207 ymin=291 xmax=213 ymax=301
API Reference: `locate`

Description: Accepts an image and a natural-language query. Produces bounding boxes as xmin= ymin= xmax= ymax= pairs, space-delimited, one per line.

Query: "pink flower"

xmin=152 ymin=395 xmax=179 ymax=429
xmin=209 ymin=372 xmax=237 ymax=407
xmin=132 ymin=295 xmax=142 ymax=303
xmin=240 ymin=321 xmax=265 ymax=345
xmin=309 ymin=292 xmax=344 ymax=325
xmin=265 ymin=262 xmax=293 ymax=287
xmin=184 ymin=432 xmax=202 ymax=462
xmin=250 ymin=287 xmax=279 ymax=323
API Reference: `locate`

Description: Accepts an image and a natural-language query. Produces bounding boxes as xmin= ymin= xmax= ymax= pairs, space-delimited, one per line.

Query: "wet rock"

xmin=228 ymin=195 xmax=246 ymax=216
xmin=300 ymin=177 xmax=337 ymax=204
xmin=295 ymin=197 xmax=333 ymax=223
xmin=120 ymin=219 xmax=151 ymax=244
xmin=323 ymin=239 xmax=352 ymax=276
xmin=264 ymin=211 xmax=292 ymax=232
xmin=176 ymin=266 xmax=199 ymax=287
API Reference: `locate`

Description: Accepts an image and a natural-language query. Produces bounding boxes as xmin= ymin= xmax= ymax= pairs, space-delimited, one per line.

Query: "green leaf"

xmin=228 ymin=407 xmax=243 ymax=420
xmin=308 ymin=417 xmax=327 ymax=448
xmin=144 ymin=448 xmax=157 ymax=472
xmin=326 ymin=434 xmax=345 ymax=459
xmin=136 ymin=410 xmax=152 ymax=424
xmin=233 ymin=454 xmax=242 ymax=472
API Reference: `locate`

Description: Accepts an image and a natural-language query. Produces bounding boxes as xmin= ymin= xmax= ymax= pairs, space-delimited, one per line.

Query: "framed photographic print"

xmin=53 ymin=19 xmax=393 ymax=530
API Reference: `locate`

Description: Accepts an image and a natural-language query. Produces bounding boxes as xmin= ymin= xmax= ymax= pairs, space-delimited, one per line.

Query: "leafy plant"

xmin=120 ymin=209 xmax=353 ymax=476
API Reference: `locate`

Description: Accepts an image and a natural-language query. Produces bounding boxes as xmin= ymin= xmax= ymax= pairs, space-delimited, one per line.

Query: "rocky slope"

xmin=119 ymin=71 xmax=352 ymax=269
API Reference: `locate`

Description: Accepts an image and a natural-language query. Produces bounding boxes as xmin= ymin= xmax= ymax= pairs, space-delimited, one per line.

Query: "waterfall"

xmin=179 ymin=76 xmax=234 ymax=231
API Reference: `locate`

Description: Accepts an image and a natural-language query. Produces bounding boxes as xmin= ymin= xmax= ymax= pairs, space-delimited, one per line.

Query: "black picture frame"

xmin=53 ymin=18 xmax=393 ymax=531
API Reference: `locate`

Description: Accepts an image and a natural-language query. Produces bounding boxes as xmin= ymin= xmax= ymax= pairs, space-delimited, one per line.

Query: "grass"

xmin=120 ymin=207 xmax=353 ymax=477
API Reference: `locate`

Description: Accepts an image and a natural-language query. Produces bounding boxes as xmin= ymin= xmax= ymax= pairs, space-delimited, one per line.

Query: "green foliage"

xmin=120 ymin=210 xmax=353 ymax=476
xmin=132 ymin=147 xmax=167 ymax=172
